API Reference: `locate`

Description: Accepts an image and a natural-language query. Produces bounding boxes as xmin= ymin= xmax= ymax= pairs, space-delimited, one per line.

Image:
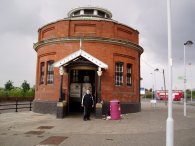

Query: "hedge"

xmin=0 ymin=88 xmax=34 ymax=102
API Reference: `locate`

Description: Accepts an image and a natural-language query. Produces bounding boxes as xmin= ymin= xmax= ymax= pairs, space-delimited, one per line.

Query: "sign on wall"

xmin=70 ymin=83 xmax=81 ymax=98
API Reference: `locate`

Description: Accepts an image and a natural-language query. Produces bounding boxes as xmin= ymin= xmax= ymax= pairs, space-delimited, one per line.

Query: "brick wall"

xmin=34 ymin=19 xmax=142 ymax=104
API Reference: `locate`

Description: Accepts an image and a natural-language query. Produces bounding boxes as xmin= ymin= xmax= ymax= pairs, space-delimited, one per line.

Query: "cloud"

xmin=0 ymin=0 xmax=41 ymax=87
xmin=172 ymin=0 xmax=195 ymax=65
xmin=0 ymin=0 xmax=43 ymax=36
xmin=0 ymin=0 xmax=194 ymax=89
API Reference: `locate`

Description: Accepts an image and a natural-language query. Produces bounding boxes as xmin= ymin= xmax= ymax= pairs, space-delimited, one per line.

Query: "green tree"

xmin=5 ymin=80 xmax=14 ymax=90
xmin=21 ymin=80 xmax=30 ymax=92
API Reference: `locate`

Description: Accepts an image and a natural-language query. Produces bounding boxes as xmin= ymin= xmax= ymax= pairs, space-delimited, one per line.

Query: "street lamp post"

xmin=154 ymin=68 xmax=159 ymax=100
xmin=154 ymin=68 xmax=167 ymax=102
xmin=184 ymin=40 xmax=193 ymax=116
xmin=188 ymin=63 xmax=193 ymax=103
xmin=150 ymin=73 xmax=155 ymax=99
xmin=163 ymin=69 xmax=167 ymax=104
xmin=166 ymin=0 xmax=174 ymax=146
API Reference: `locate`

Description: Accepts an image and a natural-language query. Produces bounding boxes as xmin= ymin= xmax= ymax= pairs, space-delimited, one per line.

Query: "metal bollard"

xmin=15 ymin=100 xmax=18 ymax=112
xmin=30 ymin=101 xmax=32 ymax=111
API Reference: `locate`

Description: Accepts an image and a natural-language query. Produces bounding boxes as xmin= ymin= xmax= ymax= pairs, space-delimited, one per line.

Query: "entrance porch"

xmin=54 ymin=49 xmax=108 ymax=118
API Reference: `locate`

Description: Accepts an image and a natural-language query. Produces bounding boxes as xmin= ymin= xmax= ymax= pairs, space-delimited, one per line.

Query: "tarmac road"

xmin=0 ymin=101 xmax=195 ymax=146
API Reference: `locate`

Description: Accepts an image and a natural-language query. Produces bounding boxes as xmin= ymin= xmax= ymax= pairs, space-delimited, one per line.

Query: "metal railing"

xmin=0 ymin=100 xmax=32 ymax=112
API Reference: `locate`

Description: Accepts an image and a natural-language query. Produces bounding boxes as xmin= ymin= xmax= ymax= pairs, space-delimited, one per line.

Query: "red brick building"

xmin=33 ymin=6 xmax=143 ymax=115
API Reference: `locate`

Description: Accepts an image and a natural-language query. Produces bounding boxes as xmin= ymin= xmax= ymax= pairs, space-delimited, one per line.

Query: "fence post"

xmin=30 ymin=101 xmax=32 ymax=111
xmin=15 ymin=100 xmax=18 ymax=112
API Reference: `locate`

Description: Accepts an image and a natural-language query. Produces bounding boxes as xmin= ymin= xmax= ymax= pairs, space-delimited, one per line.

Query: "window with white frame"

xmin=40 ymin=62 xmax=45 ymax=84
xmin=115 ymin=62 xmax=123 ymax=86
xmin=127 ymin=64 xmax=132 ymax=86
xmin=47 ymin=61 xmax=54 ymax=84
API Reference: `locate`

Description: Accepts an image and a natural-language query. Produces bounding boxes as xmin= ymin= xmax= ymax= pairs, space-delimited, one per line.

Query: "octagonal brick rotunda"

xmin=33 ymin=6 xmax=144 ymax=116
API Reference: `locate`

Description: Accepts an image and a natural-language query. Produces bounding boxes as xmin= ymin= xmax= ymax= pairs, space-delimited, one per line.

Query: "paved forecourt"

xmin=0 ymin=101 xmax=195 ymax=146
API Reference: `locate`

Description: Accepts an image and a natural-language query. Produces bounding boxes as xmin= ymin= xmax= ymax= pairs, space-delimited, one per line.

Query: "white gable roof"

xmin=54 ymin=49 xmax=108 ymax=69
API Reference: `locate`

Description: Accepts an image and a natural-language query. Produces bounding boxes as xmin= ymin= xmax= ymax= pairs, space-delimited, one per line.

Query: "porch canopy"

xmin=54 ymin=49 xmax=108 ymax=69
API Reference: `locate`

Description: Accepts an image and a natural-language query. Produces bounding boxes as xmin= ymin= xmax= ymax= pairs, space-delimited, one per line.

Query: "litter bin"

xmin=110 ymin=100 xmax=121 ymax=120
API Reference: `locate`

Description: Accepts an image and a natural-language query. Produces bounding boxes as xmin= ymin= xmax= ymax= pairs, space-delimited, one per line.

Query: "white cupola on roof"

xmin=67 ymin=6 xmax=112 ymax=19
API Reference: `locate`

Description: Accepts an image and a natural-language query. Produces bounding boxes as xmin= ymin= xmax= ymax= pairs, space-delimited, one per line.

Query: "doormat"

xmin=25 ymin=131 xmax=44 ymax=135
xmin=39 ymin=136 xmax=68 ymax=145
xmin=37 ymin=126 xmax=54 ymax=129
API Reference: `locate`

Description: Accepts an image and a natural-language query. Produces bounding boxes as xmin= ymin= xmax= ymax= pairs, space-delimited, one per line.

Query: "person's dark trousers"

xmin=86 ymin=106 xmax=91 ymax=120
xmin=83 ymin=106 xmax=91 ymax=120
xmin=83 ymin=106 xmax=87 ymax=120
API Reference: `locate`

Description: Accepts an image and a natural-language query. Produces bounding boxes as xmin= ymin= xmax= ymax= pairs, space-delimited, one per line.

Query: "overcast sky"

xmin=0 ymin=0 xmax=195 ymax=90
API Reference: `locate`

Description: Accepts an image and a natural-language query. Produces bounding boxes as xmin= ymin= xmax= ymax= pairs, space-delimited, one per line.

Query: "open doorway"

xmin=68 ymin=69 xmax=96 ymax=113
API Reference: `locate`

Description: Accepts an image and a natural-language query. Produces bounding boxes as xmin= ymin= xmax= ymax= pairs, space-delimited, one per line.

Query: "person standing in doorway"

xmin=81 ymin=89 xmax=94 ymax=121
